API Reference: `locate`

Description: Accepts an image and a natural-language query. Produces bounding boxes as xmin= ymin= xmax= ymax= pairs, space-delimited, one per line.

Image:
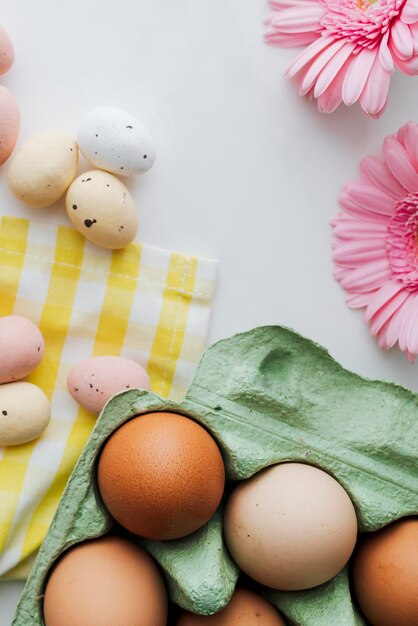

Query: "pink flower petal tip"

xmin=265 ymin=0 xmax=418 ymax=117
xmin=332 ymin=121 xmax=418 ymax=360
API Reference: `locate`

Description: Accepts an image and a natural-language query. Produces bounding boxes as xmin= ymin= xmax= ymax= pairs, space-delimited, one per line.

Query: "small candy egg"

xmin=43 ymin=536 xmax=167 ymax=626
xmin=0 ymin=315 xmax=44 ymax=383
xmin=0 ymin=25 xmax=15 ymax=75
xmin=78 ymin=106 xmax=155 ymax=176
xmin=98 ymin=412 xmax=225 ymax=540
xmin=0 ymin=86 xmax=19 ymax=166
xmin=352 ymin=518 xmax=418 ymax=626
xmin=8 ymin=130 xmax=78 ymax=207
xmin=224 ymin=463 xmax=358 ymax=591
xmin=0 ymin=381 xmax=50 ymax=446
xmin=67 ymin=355 xmax=150 ymax=415
xmin=176 ymin=589 xmax=286 ymax=625
xmin=65 ymin=170 xmax=138 ymax=249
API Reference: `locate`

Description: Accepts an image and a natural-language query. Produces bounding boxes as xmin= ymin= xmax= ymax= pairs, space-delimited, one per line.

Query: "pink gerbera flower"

xmin=332 ymin=122 xmax=418 ymax=360
xmin=265 ymin=0 xmax=418 ymax=117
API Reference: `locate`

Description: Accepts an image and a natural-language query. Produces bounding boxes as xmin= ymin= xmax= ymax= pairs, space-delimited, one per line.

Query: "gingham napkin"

xmin=0 ymin=216 xmax=218 ymax=578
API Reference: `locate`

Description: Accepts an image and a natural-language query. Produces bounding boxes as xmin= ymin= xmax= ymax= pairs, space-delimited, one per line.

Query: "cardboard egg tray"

xmin=12 ymin=326 xmax=418 ymax=625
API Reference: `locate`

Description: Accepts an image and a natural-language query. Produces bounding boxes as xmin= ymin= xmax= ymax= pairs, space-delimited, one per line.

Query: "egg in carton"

xmin=12 ymin=326 xmax=418 ymax=626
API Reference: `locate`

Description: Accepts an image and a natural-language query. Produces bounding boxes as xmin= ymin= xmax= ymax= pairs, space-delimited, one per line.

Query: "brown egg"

xmin=352 ymin=518 xmax=418 ymax=626
xmin=43 ymin=536 xmax=167 ymax=626
xmin=176 ymin=589 xmax=286 ymax=625
xmin=97 ymin=412 xmax=225 ymax=540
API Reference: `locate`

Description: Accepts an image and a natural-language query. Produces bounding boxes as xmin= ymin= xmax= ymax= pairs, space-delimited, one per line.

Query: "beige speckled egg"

xmin=65 ymin=170 xmax=138 ymax=249
xmin=0 ymin=86 xmax=19 ymax=166
xmin=0 ymin=382 xmax=50 ymax=446
xmin=8 ymin=130 xmax=78 ymax=207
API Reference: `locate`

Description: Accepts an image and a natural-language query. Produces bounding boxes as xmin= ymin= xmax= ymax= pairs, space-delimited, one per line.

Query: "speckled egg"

xmin=78 ymin=106 xmax=156 ymax=176
xmin=0 ymin=86 xmax=19 ymax=166
xmin=65 ymin=170 xmax=138 ymax=249
xmin=8 ymin=130 xmax=78 ymax=207
xmin=0 ymin=381 xmax=50 ymax=446
xmin=0 ymin=315 xmax=44 ymax=384
xmin=0 ymin=25 xmax=14 ymax=75
xmin=67 ymin=356 xmax=150 ymax=415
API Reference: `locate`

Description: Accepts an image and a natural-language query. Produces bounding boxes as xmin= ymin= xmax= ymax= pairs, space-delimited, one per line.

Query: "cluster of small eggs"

xmin=41 ymin=409 xmax=417 ymax=626
xmin=0 ymin=315 xmax=50 ymax=446
xmin=0 ymin=25 xmax=19 ymax=167
xmin=7 ymin=106 xmax=156 ymax=249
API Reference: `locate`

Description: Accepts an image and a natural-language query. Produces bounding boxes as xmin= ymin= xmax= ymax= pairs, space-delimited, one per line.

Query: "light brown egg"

xmin=43 ymin=536 xmax=167 ymax=626
xmin=224 ymin=463 xmax=358 ymax=591
xmin=65 ymin=170 xmax=138 ymax=249
xmin=97 ymin=412 xmax=225 ymax=540
xmin=176 ymin=589 xmax=286 ymax=625
xmin=352 ymin=518 xmax=418 ymax=626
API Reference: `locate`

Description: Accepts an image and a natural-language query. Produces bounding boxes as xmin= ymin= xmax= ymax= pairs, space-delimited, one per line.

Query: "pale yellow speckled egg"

xmin=8 ymin=129 xmax=78 ymax=207
xmin=65 ymin=170 xmax=138 ymax=249
xmin=0 ymin=381 xmax=50 ymax=446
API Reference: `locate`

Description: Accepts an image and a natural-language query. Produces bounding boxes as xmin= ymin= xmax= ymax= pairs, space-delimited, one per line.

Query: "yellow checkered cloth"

xmin=0 ymin=216 xmax=217 ymax=579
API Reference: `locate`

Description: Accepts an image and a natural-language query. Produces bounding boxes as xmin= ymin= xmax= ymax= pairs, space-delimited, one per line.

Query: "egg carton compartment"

xmin=12 ymin=326 xmax=418 ymax=626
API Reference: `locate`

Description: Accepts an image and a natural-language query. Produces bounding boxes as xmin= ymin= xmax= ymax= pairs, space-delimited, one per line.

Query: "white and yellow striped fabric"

xmin=0 ymin=215 xmax=217 ymax=579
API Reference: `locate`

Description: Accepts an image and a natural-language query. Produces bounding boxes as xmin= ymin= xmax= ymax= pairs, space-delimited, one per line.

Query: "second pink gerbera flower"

xmin=332 ymin=122 xmax=418 ymax=361
xmin=265 ymin=0 xmax=418 ymax=117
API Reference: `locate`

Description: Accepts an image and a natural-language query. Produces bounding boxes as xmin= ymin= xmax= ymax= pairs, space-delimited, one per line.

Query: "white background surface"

xmin=1 ymin=0 xmax=418 ymax=622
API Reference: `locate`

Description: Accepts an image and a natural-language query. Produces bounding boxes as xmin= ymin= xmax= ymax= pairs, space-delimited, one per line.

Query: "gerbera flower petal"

xmin=266 ymin=0 xmax=418 ymax=115
xmin=314 ymin=42 xmax=356 ymax=97
xmin=390 ymin=20 xmax=414 ymax=60
xmin=285 ymin=35 xmax=335 ymax=77
xmin=300 ymin=39 xmax=346 ymax=95
xmin=268 ymin=5 xmax=324 ymax=34
xmin=345 ymin=181 xmax=396 ymax=216
xmin=332 ymin=121 xmax=418 ymax=359
xmin=379 ymin=33 xmax=395 ymax=73
xmin=343 ymin=48 xmax=377 ymax=106
xmin=393 ymin=52 xmax=418 ymax=73
xmin=333 ymin=240 xmax=387 ymax=266
xmin=397 ymin=122 xmax=418 ymax=170
xmin=365 ymin=281 xmax=407 ymax=324
xmin=401 ymin=0 xmax=418 ymax=24
xmin=383 ymin=135 xmax=418 ymax=192
xmin=339 ymin=259 xmax=390 ymax=293
xmin=359 ymin=55 xmax=391 ymax=118
xmin=360 ymin=156 xmax=406 ymax=199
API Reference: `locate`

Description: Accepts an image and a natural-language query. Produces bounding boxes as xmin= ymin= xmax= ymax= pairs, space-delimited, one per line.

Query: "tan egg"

xmin=43 ymin=536 xmax=167 ymax=626
xmin=65 ymin=170 xmax=138 ymax=249
xmin=352 ymin=518 xmax=418 ymax=626
xmin=8 ymin=129 xmax=78 ymax=207
xmin=176 ymin=589 xmax=286 ymax=625
xmin=224 ymin=463 xmax=358 ymax=591
xmin=0 ymin=381 xmax=50 ymax=445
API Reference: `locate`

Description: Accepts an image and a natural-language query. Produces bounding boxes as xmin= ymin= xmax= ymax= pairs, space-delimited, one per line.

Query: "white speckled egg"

xmin=67 ymin=356 xmax=150 ymax=415
xmin=0 ymin=315 xmax=44 ymax=384
xmin=8 ymin=130 xmax=78 ymax=207
xmin=78 ymin=106 xmax=155 ymax=176
xmin=65 ymin=170 xmax=138 ymax=249
xmin=0 ymin=382 xmax=50 ymax=446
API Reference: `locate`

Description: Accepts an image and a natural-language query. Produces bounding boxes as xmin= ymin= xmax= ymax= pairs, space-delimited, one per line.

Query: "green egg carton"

xmin=12 ymin=326 xmax=418 ymax=626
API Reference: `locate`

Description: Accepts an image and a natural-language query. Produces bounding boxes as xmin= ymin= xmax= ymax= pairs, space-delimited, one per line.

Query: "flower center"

xmin=386 ymin=193 xmax=418 ymax=292
xmin=320 ymin=0 xmax=406 ymax=49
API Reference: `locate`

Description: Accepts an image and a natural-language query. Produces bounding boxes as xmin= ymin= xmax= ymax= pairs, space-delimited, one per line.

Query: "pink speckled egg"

xmin=0 ymin=86 xmax=19 ymax=165
xmin=0 ymin=25 xmax=14 ymax=76
xmin=0 ymin=316 xmax=44 ymax=384
xmin=68 ymin=356 xmax=150 ymax=415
